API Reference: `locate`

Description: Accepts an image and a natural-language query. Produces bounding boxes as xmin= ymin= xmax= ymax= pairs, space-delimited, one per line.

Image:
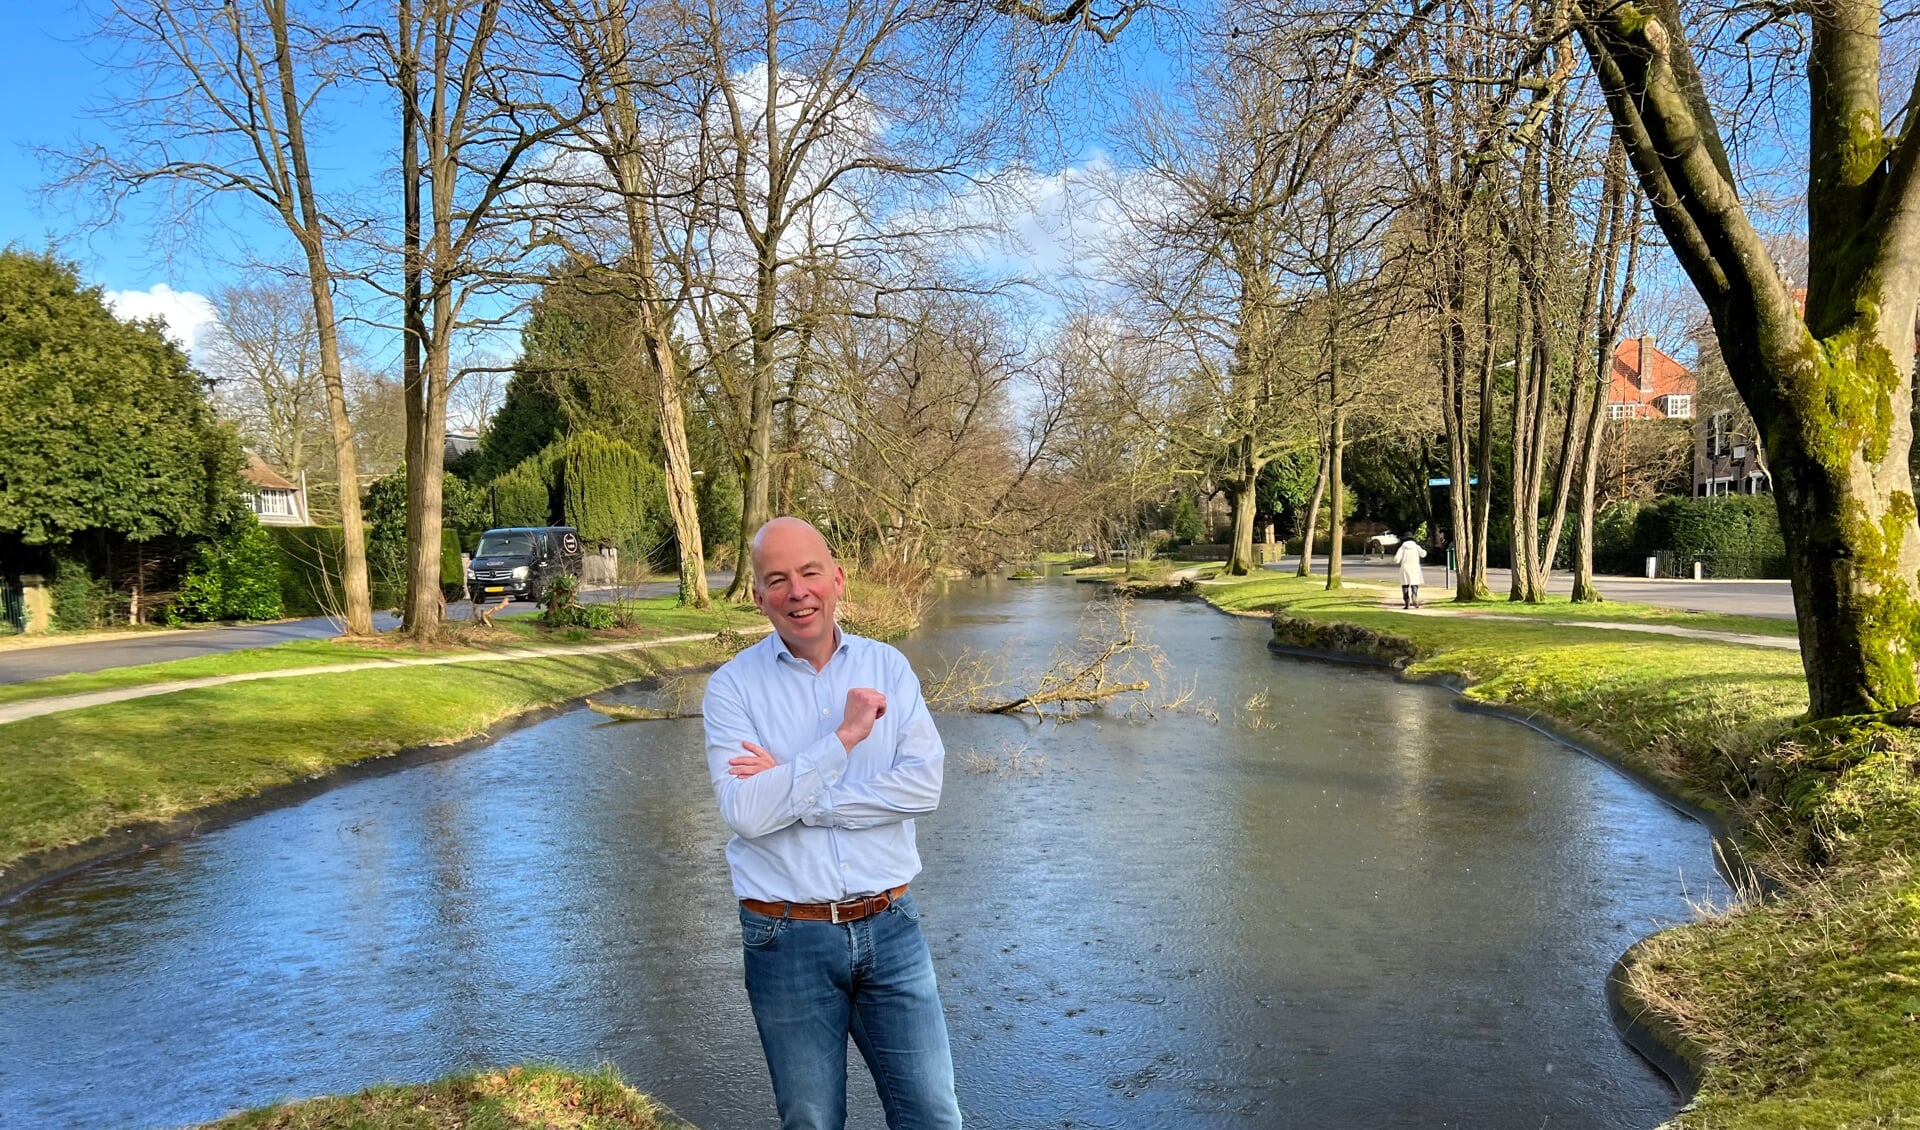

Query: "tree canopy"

xmin=0 ymin=249 xmax=242 ymax=546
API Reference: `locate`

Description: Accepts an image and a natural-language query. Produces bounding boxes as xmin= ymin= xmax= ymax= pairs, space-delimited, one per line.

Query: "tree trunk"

xmin=1573 ymin=146 xmax=1638 ymax=603
xmin=1508 ymin=280 xmax=1533 ymax=601
xmin=1297 ymin=436 xmax=1329 ymax=578
xmin=399 ymin=0 xmax=424 ymax=626
xmin=1225 ymin=470 xmax=1260 ymax=576
xmin=650 ymin=329 xmax=710 ymax=608
xmin=1325 ymin=403 xmax=1347 ymax=590
xmin=725 ymin=265 xmax=778 ymax=602
xmin=273 ymin=4 xmax=373 ymax=635
xmin=1469 ymin=244 xmax=1495 ymax=598
xmin=1571 ymin=395 xmax=1610 ymax=603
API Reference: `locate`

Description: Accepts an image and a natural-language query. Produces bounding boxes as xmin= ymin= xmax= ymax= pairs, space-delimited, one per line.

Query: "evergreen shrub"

xmin=487 ymin=432 xmax=673 ymax=567
xmin=492 ymin=461 xmax=551 ymax=528
xmin=50 ymin=557 xmax=109 ymax=631
xmin=174 ymin=518 xmax=284 ymax=622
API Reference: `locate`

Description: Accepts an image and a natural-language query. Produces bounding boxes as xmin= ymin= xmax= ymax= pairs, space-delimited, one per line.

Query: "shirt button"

xmin=841 ymin=863 xmax=848 ymax=870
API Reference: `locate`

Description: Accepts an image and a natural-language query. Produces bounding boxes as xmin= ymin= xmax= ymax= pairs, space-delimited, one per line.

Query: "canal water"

xmin=0 ymin=580 xmax=1724 ymax=1128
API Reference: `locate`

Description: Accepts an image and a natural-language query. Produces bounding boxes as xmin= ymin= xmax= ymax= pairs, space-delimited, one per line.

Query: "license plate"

xmin=484 ymin=586 xmax=504 ymax=593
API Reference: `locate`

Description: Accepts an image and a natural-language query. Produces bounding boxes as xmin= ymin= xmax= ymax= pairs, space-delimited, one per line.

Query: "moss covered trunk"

xmin=1577 ymin=0 xmax=1920 ymax=717
xmin=1225 ymin=472 xmax=1260 ymax=576
xmin=1736 ymin=317 xmax=1920 ymax=717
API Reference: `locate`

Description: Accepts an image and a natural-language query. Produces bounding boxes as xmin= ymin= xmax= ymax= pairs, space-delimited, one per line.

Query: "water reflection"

xmin=0 ymin=579 xmax=1720 ymax=1129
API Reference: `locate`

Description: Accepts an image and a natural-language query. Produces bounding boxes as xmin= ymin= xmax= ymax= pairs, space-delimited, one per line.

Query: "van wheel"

xmin=525 ymin=587 xmax=542 ymax=606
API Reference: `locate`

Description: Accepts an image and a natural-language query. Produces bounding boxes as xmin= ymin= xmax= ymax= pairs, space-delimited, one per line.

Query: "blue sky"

xmin=0 ymin=8 xmax=189 ymax=284
xmin=0 ymin=3 xmax=405 ymax=353
xmin=0 ymin=4 xmax=1162 ymax=370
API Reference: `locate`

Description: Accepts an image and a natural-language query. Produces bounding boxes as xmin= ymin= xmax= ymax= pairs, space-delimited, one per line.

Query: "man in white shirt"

xmin=703 ymin=517 xmax=961 ymax=1129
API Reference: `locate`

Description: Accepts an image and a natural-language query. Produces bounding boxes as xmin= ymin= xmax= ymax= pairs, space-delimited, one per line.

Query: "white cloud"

xmin=105 ymin=284 xmax=219 ymax=354
xmin=929 ymin=153 xmax=1163 ymax=290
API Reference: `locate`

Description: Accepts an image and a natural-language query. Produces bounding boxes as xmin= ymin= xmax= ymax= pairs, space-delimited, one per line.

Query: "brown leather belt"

xmin=740 ymin=884 xmax=910 ymax=924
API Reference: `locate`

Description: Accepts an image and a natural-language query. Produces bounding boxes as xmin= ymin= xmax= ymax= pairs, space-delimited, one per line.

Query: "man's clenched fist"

xmin=836 ymin=688 xmax=887 ymax=752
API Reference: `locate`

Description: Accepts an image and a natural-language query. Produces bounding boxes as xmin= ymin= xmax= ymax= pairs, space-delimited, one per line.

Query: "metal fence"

xmin=1 ymin=576 xmax=22 ymax=634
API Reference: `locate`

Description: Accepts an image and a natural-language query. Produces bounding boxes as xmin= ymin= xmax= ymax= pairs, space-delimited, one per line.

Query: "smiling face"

xmin=751 ymin=518 xmax=846 ymax=666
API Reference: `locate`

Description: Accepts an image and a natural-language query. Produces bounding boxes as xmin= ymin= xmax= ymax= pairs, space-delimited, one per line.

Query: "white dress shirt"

xmin=702 ymin=627 xmax=946 ymax=903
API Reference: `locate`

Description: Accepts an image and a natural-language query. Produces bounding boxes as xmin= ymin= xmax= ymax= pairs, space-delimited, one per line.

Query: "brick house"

xmin=1607 ymin=334 xmax=1696 ymax=421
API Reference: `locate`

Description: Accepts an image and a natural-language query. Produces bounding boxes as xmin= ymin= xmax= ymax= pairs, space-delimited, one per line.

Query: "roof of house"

xmin=241 ymin=451 xmax=298 ymax=491
xmin=1609 ymin=338 xmax=1695 ymax=403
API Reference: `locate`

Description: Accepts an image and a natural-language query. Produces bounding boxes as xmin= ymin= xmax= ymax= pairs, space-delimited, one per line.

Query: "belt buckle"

xmin=831 ymin=898 xmax=851 ymax=924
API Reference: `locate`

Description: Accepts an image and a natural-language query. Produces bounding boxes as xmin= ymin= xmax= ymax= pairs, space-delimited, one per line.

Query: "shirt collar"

xmin=771 ymin=623 xmax=851 ymax=666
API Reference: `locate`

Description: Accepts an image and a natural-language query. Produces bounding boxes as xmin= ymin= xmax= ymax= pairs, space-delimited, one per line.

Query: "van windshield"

xmin=476 ymin=532 xmax=537 ymax=558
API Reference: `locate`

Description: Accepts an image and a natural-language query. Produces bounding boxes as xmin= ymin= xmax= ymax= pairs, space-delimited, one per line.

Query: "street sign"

xmin=1426 ymin=477 xmax=1481 ymax=486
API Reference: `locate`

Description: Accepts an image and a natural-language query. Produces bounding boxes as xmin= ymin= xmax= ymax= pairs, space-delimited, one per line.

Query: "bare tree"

xmin=59 ymin=0 xmax=378 ymax=633
xmin=537 ymin=0 xmax=715 ymax=607
xmin=204 ymin=277 xmax=329 ymax=481
xmin=689 ymin=0 xmax=1001 ymax=598
xmin=1569 ymin=143 xmax=1643 ymax=602
xmin=385 ymin=0 xmax=582 ymax=637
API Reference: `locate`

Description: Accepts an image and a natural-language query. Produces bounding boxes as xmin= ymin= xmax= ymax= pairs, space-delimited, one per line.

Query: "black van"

xmin=466 ymin=526 xmax=584 ymax=604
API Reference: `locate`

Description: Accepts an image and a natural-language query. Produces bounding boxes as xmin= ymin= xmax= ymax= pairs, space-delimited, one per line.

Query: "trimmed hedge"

xmin=266 ymin=526 xmax=460 ymax=616
xmin=1589 ymin=496 xmax=1788 ymax=579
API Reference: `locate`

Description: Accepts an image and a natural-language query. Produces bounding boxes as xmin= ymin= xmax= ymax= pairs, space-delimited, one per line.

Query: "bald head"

xmin=750 ymin=517 xmax=846 ymax=665
xmin=751 ymin=516 xmax=833 ymax=572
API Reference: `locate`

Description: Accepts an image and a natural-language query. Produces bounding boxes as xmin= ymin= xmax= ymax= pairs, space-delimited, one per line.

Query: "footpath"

xmin=1377 ymin=596 xmax=1800 ymax=650
xmin=0 ymin=629 xmax=767 ymax=726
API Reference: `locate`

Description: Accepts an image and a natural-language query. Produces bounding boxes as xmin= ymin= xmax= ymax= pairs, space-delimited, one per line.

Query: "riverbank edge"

xmin=0 ymin=644 xmax=737 ymax=908
xmin=1262 ymin=635 xmax=1717 ymax=1097
xmin=194 ymin=1063 xmax=693 ymax=1130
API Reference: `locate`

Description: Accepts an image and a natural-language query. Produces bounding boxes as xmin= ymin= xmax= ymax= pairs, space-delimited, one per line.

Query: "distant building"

xmin=445 ymin=429 xmax=481 ymax=464
xmin=1696 ymin=409 xmax=1770 ymax=496
xmin=241 ymin=451 xmax=311 ymax=526
xmin=1607 ymin=335 xmax=1695 ymax=421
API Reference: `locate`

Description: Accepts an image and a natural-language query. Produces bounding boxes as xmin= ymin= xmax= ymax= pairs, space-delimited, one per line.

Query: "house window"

xmin=1708 ymin=411 xmax=1730 ymax=457
xmin=1608 ymin=402 xmax=1635 ymax=420
xmin=1663 ymin=394 xmax=1692 ymax=419
xmin=253 ymin=489 xmax=296 ymax=518
xmin=1732 ymin=444 xmax=1747 ymax=461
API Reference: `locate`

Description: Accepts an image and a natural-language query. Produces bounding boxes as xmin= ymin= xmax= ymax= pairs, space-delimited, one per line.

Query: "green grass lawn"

xmin=1202 ymin=571 xmax=1801 ymax=638
xmin=1196 ymin=571 xmax=1920 ymax=1129
xmin=198 ymin=1065 xmax=690 ymax=1129
xmin=0 ymin=603 xmax=760 ymax=881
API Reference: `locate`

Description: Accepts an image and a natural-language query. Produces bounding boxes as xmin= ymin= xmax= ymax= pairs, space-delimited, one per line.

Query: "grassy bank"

xmin=0 ymin=602 xmax=759 ymax=887
xmin=1196 ymin=572 xmax=1920 ymax=1129
xmin=198 ymin=1065 xmax=691 ymax=1129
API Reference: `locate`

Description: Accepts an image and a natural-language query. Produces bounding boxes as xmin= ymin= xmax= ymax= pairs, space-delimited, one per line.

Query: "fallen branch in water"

xmin=586 ymin=699 xmax=699 ymax=722
xmin=926 ymin=595 xmax=1189 ymax=721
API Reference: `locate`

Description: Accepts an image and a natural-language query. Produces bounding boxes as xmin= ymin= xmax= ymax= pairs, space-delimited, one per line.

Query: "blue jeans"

xmin=740 ymin=890 xmax=962 ymax=1129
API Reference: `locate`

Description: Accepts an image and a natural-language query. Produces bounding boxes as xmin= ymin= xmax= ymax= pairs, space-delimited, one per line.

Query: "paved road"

xmin=1274 ymin=557 xmax=1796 ymax=619
xmin=0 ymin=578 xmax=729 ymax=686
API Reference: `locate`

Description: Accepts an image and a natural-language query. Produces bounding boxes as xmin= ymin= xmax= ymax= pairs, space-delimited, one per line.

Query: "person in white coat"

xmin=1393 ymin=537 xmax=1428 ymax=608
